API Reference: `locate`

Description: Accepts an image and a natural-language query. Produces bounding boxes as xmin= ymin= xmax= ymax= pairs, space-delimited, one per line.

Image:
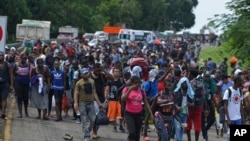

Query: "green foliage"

xmin=208 ymin=0 xmax=250 ymax=68
xmin=0 ymin=0 xmax=199 ymax=41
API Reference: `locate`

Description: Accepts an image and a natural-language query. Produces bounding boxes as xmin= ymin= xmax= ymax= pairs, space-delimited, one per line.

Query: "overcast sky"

xmin=188 ymin=0 xmax=230 ymax=33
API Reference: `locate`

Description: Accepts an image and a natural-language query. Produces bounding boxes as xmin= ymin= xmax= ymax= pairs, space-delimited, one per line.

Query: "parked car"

xmin=94 ymin=31 xmax=108 ymax=41
xmin=82 ymin=33 xmax=94 ymax=42
xmin=88 ymin=39 xmax=98 ymax=48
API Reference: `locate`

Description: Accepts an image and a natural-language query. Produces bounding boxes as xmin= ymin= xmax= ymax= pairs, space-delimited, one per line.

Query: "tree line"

xmin=0 ymin=0 xmax=198 ymax=42
xmin=209 ymin=0 xmax=250 ymax=67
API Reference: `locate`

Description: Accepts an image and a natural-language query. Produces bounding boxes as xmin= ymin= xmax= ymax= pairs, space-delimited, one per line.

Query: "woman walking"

xmin=121 ymin=76 xmax=154 ymax=141
xmin=30 ymin=58 xmax=50 ymax=120
xmin=14 ymin=53 xmax=30 ymax=118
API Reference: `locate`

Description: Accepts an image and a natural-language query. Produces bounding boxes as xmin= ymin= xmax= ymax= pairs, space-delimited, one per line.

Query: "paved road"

xmin=0 ymin=95 xmax=226 ymax=141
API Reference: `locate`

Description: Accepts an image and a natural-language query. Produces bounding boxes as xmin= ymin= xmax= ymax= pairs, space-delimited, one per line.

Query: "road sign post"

xmin=0 ymin=16 xmax=7 ymax=53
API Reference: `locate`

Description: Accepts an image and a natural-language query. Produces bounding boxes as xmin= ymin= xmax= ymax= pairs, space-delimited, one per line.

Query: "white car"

xmin=88 ymin=39 xmax=98 ymax=48
xmin=94 ymin=31 xmax=108 ymax=41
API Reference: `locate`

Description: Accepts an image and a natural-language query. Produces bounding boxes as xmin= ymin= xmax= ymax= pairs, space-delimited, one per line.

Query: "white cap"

xmin=234 ymin=69 xmax=242 ymax=76
xmin=10 ymin=47 xmax=16 ymax=52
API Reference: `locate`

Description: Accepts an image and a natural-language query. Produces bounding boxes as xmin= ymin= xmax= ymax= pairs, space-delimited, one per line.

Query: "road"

xmin=0 ymin=95 xmax=226 ymax=141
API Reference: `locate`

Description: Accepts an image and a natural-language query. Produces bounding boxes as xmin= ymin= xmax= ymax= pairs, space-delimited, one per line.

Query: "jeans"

xmin=174 ymin=113 xmax=187 ymax=141
xmin=79 ymin=102 xmax=96 ymax=139
xmin=226 ymin=118 xmax=242 ymax=141
xmin=155 ymin=116 xmax=168 ymax=141
xmin=202 ymin=100 xmax=215 ymax=140
xmin=125 ymin=111 xmax=144 ymax=141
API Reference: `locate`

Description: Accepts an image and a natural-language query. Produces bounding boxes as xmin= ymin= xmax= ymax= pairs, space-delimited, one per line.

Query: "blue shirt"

xmin=217 ymin=80 xmax=234 ymax=97
xmin=51 ymin=69 xmax=64 ymax=90
xmin=143 ymin=80 xmax=159 ymax=99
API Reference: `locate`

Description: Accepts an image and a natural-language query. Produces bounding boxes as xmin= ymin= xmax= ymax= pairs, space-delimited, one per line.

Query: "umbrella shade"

xmin=153 ymin=39 xmax=161 ymax=45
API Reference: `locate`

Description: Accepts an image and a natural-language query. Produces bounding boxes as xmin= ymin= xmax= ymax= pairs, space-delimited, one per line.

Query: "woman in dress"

xmin=30 ymin=58 xmax=50 ymax=120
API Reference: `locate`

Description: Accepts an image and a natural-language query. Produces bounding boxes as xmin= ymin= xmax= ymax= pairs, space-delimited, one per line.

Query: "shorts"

xmin=53 ymin=90 xmax=64 ymax=100
xmin=186 ymin=106 xmax=202 ymax=132
xmin=0 ymin=83 xmax=9 ymax=99
xmin=107 ymin=100 xmax=122 ymax=121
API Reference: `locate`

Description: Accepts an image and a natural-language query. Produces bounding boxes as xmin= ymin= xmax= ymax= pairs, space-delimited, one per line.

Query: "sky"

xmin=188 ymin=0 xmax=231 ymax=34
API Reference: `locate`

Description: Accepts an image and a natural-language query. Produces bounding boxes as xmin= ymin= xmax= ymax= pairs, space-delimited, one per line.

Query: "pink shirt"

xmin=122 ymin=87 xmax=144 ymax=113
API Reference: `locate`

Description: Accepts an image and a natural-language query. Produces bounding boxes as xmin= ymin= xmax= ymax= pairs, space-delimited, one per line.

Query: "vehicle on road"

xmin=94 ymin=31 xmax=108 ymax=41
xmin=16 ymin=19 xmax=51 ymax=41
xmin=57 ymin=26 xmax=78 ymax=40
xmin=82 ymin=33 xmax=94 ymax=42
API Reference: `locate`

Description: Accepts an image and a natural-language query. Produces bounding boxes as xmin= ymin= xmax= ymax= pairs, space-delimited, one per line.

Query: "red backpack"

xmin=130 ymin=57 xmax=149 ymax=80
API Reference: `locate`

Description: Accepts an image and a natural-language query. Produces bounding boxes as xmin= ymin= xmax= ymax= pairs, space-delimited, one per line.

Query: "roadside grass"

xmin=198 ymin=44 xmax=239 ymax=73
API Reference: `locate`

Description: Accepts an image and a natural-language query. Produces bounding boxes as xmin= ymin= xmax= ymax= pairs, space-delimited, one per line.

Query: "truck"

xmin=16 ymin=19 xmax=51 ymax=41
xmin=103 ymin=26 xmax=123 ymax=42
xmin=57 ymin=26 xmax=78 ymax=40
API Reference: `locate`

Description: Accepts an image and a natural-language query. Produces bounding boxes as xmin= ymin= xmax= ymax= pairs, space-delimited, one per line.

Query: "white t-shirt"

xmin=223 ymin=87 xmax=243 ymax=120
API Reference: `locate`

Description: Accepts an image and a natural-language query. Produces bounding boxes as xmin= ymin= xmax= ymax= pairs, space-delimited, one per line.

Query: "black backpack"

xmin=217 ymin=88 xmax=242 ymax=112
xmin=191 ymin=77 xmax=205 ymax=106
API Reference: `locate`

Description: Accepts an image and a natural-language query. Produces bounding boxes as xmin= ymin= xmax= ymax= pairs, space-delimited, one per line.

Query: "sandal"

xmin=92 ymin=134 xmax=100 ymax=139
xmin=63 ymin=134 xmax=73 ymax=140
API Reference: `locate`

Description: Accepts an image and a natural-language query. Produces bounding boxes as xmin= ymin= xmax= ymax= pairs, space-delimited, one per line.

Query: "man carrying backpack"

xmin=201 ymin=71 xmax=216 ymax=141
xmin=186 ymin=69 xmax=206 ymax=141
xmin=223 ymin=76 xmax=245 ymax=141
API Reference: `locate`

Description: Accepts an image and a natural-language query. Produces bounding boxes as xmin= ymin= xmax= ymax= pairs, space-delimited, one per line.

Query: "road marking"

xmin=3 ymin=95 xmax=15 ymax=141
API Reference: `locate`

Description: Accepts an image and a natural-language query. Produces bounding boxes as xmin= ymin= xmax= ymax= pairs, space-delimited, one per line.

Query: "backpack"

xmin=116 ymin=78 xmax=126 ymax=103
xmin=217 ymin=88 xmax=242 ymax=112
xmin=130 ymin=57 xmax=149 ymax=80
xmin=191 ymin=77 xmax=205 ymax=106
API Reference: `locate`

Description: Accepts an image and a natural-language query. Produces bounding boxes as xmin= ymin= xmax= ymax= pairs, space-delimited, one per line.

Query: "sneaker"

xmin=119 ymin=126 xmax=126 ymax=133
xmin=75 ymin=118 xmax=81 ymax=124
xmin=113 ymin=127 xmax=118 ymax=132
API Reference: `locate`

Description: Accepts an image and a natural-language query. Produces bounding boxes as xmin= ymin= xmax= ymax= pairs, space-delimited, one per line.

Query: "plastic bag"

xmin=62 ymin=95 xmax=68 ymax=110
xmin=95 ymin=110 xmax=110 ymax=125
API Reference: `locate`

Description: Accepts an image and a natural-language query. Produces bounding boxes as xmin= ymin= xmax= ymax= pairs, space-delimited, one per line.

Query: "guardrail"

xmin=6 ymin=39 xmax=71 ymax=49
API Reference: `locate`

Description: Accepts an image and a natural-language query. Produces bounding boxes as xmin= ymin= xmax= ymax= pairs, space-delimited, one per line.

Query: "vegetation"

xmin=208 ymin=0 xmax=250 ymax=68
xmin=0 ymin=0 xmax=198 ymax=42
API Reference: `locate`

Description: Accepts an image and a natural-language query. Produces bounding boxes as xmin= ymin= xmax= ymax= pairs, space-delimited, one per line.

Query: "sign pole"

xmin=0 ymin=16 xmax=8 ymax=53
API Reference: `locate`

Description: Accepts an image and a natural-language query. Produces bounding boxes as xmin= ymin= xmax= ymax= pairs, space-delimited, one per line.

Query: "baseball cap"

xmin=10 ymin=47 xmax=16 ymax=52
xmin=234 ymin=69 xmax=242 ymax=76
xmin=81 ymin=68 xmax=89 ymax=74
xmin=204 ymin=71 xmax=211 ymax=76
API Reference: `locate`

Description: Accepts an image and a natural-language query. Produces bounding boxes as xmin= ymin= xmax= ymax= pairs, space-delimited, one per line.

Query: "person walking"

xmin=91 ymin=63 xmax=113 ymax=139
xmin=30 ymin=58 xmax=50 ymax=120
xmin=74 ymin=68 xmax=103 ymax=141
xmin=105 ymin=67 xmax=126 ymax=132
xmin=0 ymin=51 xmax=14 ymax=119
xmin=121 ymin=75 xmax=154 ymax=141
xmin=224 ymin=76 xmax=245 ymax=141
xmin=51 ymin=60 xmax=66 ymax=121
xmin=13 ymin=53 xmax=30 ymax=118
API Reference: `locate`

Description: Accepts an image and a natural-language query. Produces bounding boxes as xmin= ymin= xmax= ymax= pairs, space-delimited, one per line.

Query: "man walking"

xmin=74 ymin=68 xmax=103 ymax=141
xmin=0 ymin=51 xmax=14 ymax=119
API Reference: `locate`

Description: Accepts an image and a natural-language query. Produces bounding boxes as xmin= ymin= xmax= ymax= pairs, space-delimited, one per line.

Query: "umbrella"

xmin=153 ymin=39 xmax=162 ymax=45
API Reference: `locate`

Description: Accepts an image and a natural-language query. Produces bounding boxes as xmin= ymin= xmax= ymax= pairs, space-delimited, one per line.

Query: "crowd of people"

xmin=0 ymin=36 xmax=249 ymax=141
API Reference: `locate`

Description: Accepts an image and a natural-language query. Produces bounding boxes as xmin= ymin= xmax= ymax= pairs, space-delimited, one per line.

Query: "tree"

xmin=0 ymin=0 xmax=32 ymax=41
xmin=210 ymin=0 xmax=250 ymax=67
